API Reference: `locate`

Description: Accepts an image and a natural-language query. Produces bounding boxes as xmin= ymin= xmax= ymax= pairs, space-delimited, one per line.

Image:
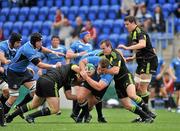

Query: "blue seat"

xmin=92 ymin=0 xmax=99 ymax=6
xmin=88 ymin=6 xmax=98 ymax=21
xmin=97 ymin=34 xmax=109 ymax=48
xmin=43 ymin=36 xmax=51 ymax=47
xmin=48 ymin=7 xmax=57 ymax=21
xmin=101 ymin=0 xmax=109 ymax=5
xmin=162 ymin=4 xmax=173 ymax=18
xmin=73 ymin=0 xmax=81 ymax=6
xmin=37 ymin=0 xmax=45 ymax=7
xmin=18 ymin=7 xmax=29 ymax=22
xmin=113 ymin=19 xmax=124 ymax=34
xmin=0 ymin=8 xmax=9 ymax=22
xmin=12 ymin=21 xmax=23 ymax=33
xmin=64 ymin=0 xmax=72 ymax=7
xmin=101 ymin=19 xmax=113 ymax=34
xmin=21 ymin=36 xmax=28 ymax=45
xmin=46 ymin=0 xmax=54 ymax=7
xmin=55 ymin=0 xmax=63 ymax=7
xmin=42 ymin=21 xmax=52 ymax=36
xmin=1 ymin=0 xmax=9 ymax=8
xmin=0 ymin=22 xmax=3 ymax=28
xmin=61 ymin=6 xmax=68 ymax=17
xmin=119 ymin=33 xmax=128 ymax=44
xmin=158 ymin=0 xmax=166 ymax=5
xmin=109 ymin=34 xmax=119 ymax=48
xmin=168 ymin=0 xmax=176 ymax=4
xmin=28 ymin=7 xmax=39 ymax=21
xmin=98 ymin=5 xmax=109 ymax=20
xmin=78 ymin=6 xmax=89 ymax=21
xmin=22 ymin=21 xmax=33 ymax=36
xmin=3 ymin=22 xmax=13 ymax=39
xmin=32 ymin=21 xmax=43 ymax=33
xmin=93 ymin=19 xmax=103 ymax=33
xmin=68 ymin=6 xmax=79 ymax=21
xmin=8 ymin=7 xmax=19 ymax=22
xmin=110 ymin=0 xmax=119 ymax=5
xmin=82 ymin=0 xmax=90 ymax=6
xmin=38 ymin=7 xmax=49 ymax=21
xmin=108 ymin=5 xmax=119 ymax=19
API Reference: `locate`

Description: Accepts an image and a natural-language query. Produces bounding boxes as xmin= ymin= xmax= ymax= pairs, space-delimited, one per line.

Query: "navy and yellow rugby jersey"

xmin=98 ymin=49 xmax=130 ymax=80
xmin=129 ymin=26 xmax=156 ymax=60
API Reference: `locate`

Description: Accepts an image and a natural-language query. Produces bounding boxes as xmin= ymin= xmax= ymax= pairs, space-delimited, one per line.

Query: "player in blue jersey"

xmin=74 ymin=56 xmax=113 ymax=123
xmin=37 ymin=36 xmax=66 ymax=77
xmin=3 ymin=33 xmax=63 ymax=116
xmin=45 ymin=36 xmax=66 ymax=65
xmin=169 ymin=49 xmax=180 ymax=113
xmin=66 ymin=31 xmax=93 ymax=120
xmin=0 ymin=32 xmax=22 ymax=127
xmin=66 ymin=31 xmax=93 ymax=64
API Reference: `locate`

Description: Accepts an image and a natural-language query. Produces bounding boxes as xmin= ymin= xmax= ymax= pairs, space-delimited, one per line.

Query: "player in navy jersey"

xmin=3 ymin=33 xmax=63 ymax=117
xmin=169 ymin=49 xmax=180 ymax=113
xmin=6 ymin=63 xmax=94 ymax=124
xmin=118 ymin=16 xmax=158 ymax=121
xmin=98 ymin=40 xmax=154 ymax=123
xmin=0 ymin=32 xmax=22 ymax=127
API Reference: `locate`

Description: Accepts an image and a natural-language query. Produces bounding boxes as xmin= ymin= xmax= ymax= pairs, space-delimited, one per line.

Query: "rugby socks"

xmin=78 ymin=101 xmax=89 ymax=120
xmin=73 ymin=102 xmax=81 ymax=116
xmin=16 ymin=93 xmax=33 ymax=107
xmin=0 ymin=95 xmax=8 ymax=106
xmin=8 ymin=103 xmax=30 ymax=120
xmin=28 ymin=107 xmax=51 ymax=118
xmin=95 ymin=101 xmax=103 ymax=118
xmin=72 ymin=100 xmax=77 ymax=113
xmin=0 ymin=102 xmax=5 ymax=126
xmin=141 ymin=92 xmax=149 ymax=104
xmin=130 ymin=105 xmax=149 ymax=119
xmin=3 ymin=101 xmax=12 ymax=114
xmin=134 ymin=96 xmax=152 ymax=114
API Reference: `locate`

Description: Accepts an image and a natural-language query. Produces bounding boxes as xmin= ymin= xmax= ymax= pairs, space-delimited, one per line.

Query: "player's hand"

xmin=156 ymin=74 xmax=162 ymax=80
xmin=37 ymin=69 xmax=43 ymax=76
xmin=5 ymin=59 xmax=11 ymax=64
xmin=80 ymin=70 xmax=88 ymax=80
xmin=0 ymin=67 xmax=4 ymax=73
xmin=172 ymin=76 xmax=177 ymax=81
xmin=125 ymin=57 xmax=134 ymax=62
xmin=79 ymin=51 xmax=87 ymax=56
xmin=52 ymin=51 xmax=65 ymax=57
xmin=117 ymin=44 xmax=128 ymax=50
xmin=55 ymin=62 xmax=62 ymax=68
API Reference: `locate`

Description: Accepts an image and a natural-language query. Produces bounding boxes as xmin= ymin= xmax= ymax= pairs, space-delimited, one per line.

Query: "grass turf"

xmin=1 ymin=108 xmax=180 ymax=131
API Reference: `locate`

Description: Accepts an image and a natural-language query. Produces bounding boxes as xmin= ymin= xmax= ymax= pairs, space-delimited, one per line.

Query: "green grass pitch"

xmin=1 ymin=108 xmax=180 ymax=131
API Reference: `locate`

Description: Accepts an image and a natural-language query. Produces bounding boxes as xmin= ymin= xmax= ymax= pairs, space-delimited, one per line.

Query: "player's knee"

xmin=50 ymin=107 xmax=59 ymax=114
xmin=77 ymin=95 xmax=86 ymax=103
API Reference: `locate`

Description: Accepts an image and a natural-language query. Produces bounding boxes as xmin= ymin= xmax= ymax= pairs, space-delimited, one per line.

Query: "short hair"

xmin=124 ymin=16 xmax=136 ymax=24
xmin=51 ymin=35 xmax=60 ymax=41
xmin=100 ymin=39 xmax=112 ymax=49
xmin=9 ymin=32 xmax=22 ymax=45
xmin=99 ymin=58 xmax=110 ymax=68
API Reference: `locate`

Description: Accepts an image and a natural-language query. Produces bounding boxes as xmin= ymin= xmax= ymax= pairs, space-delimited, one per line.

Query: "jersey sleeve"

xmin=100 ymin=74 xmax=113 ymax=86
